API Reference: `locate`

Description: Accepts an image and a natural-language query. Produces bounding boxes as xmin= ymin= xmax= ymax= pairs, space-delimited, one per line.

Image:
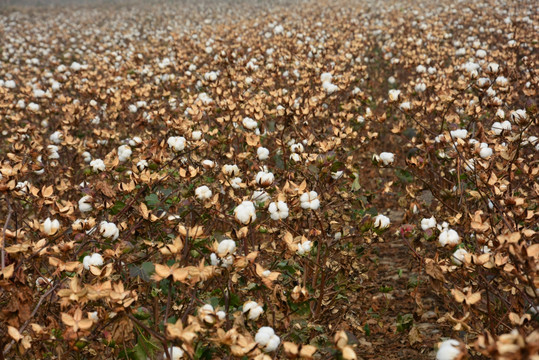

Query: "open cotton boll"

xmin=255 ymin=171 xmax=274 ymax=187
xmin=79 ymin=195 xmax=93 ymax=212
xmin=242 ymin=117 xmax=258 ymax=130
xmin=257 ymin=147 xmax=269 ymax=160
xmin=252 ymin=190 xmax=270 ymax=203
xmin=300 ymin=191 xmax=320 ymax=210
xmin=510 ymin=109 xmax=527 ymax=123
xmin=82 ymin=151 xmax=92 ymax=163
xmin=223 ymin=164 xmax=240 ymax=177
xmin=373 ymin=214 xmax=390 ymax=229
xmin=290 ymin=143 xmax=304 ymax=153
xmin=167 ymin=136 xmax=186 ymax=152
xmin=450 ymin=129 xmax=467 ymax=139
xmin=436 ymin=339 xmax=464 ymax=360
xmin=421 ymin=216 xmax=437 ymax=231
xmin=388 ymin=89 xmax=401 ymax=102
xmin=234 ymin=201 xmax=256 ymax=224
xmin=164 ymin=346 xmax=184 ymax=360
xmin=322 ymin=81 xmax=339 ymax=94
xmin=42 ymin=218 xmax=60 ymax=235
xmin=50 ymin=131 xmax=63 ymax=144
xmin=243 ymin=301 xmax=264 ymax=320
xmin=217 ymin=239 xmax=236 ymax=257
xmin=268 ymin=201 xmax=289 ymax=220
xmin=255 ymin=326 xmax=280 ymax=352
xmin=195 ymin=185 xmax=212 ymax=201
xmin=204 ymin=71 xmax=218 ymax=81
xmin=320 ymin=72 xmax=333 ymax=83
xmin=83 ymin=253 xmax=104 ymax=270
xmin=137 ymin=159 xmax=148 ymax=170
xmin=191 ymin=130 xmax=202 ymax=140
xmin=379 ymin=152 xmax=395 ymax=165
xmin=47 ymin=145 xmax=60 ymax=159
xmin=331 ymin=170 xmax=343 ymax=180
xmin=297 ymin=240 xmax=312 ymax=255
xmin=99 ymin=221 xmax=119 ymax=240
xmin=202 ymin=159 xmax=215 ymax=169
xmin=28 ymin=102 xmax=40 ymax=112
xmin=451 ymin=248 xmax=468 ymax=265
xmin=491 ymin=121 xmax=511 ymax=135
xmin=90 ymin=159 xmax=105 ymax=172
xmin=439 ymin=229 xmax=460 ymax=247
xmin=479 ymin=143 xmax=493 ymax=159
xmin=117 ymin=145 xmax=132 ymax=162
xmin=230 ymin=177 xmax=242 ymax=189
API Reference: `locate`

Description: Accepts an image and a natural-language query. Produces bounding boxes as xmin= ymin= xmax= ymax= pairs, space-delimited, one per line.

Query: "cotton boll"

xmin=195 ymin=185 xmax=212 ymax=201
xmin=255 ymin=327 xmax=280 ymax=352
xmin=450 ymin=129 xmax=467 ymax=139
xmin=90 ymin=159 xmax=105 ymax=172
xmin=297 ymin=240 xmax=312 ymax=255
xmin=268 ymin=201 xmax=289 ymax=220
xmin=136 ymin=160 xmax=148 ymax=170
xmin=234 ymin=201 xmax=257 ymax=224
xmin=379 ymin=152 xmax=395 ymax=165
xmin=300 ymin=191 xmax=320 ymax=210
xmin=290 ymin=143 xmax=304 ymax=153
xmin=167 ymin=136 xmax=186 ymax=152
xmin=436 ymin=339 xmax=464 ymax=360
xmin=399 ymin=101 xmax=411 ymax=110
xmin=451 ymin=248 xmax=468 ymax=265
xmin=82 ymin=151 xmax=92 ymax=163
xmin=223 ymin=164 xmax=240 ymax=177
xmin=230 ymin=177 xmax=242 ymax=189
xmin=202 ymin=159 xmax=215 ymax=169
xmin=47 ymin=145 xmax=60 ymax=159
xmin=510 ymin=109 xmax=527 ymax=123
xmin=217 ymin=239 xmax=236 ymax=257
xmin=320 ymin=72 xmax=333 ymax=83
xmin=252 ymin=190 xmax=270 ymax=203
xmin=50 ymin=131 xmax=63 ymax=144
xmin=255 ymin=171 xmax=274 ymax=187
xmin=79 ymin=195 xmax=93 ymax=212
xmin=415 ymin=83 xmax=427 ymax=92
xmin=243 ymin=301 xmax=264 ymax=320
xmin=421 ymin=216 xmax=437 ymax=231
xmin=99 ymin=221 xmax=119 ymax=240
xmin=373 ymin=214 xmax=390 ymax=229
xmin=117 ymin=145 xmax=132 ymax=162
xmin=42 ymin=218 xmax=60 ymax=235
xmin=242 ymin=117 xmax=258 ymax=130
xmin=191 ymin=130 xmax=202 ymax=140
xmin=331 ymin=170 xmax=344 ymax=180
xmin=491 ymin=121 xmax=511 ymax=135
xmin=322 ymin=81 xmax=339 ymax=94
xmin=290 ymin=153 xmax=301 ymax=162
xmin=439 ymin=229 xmax=460 ymax=247
xmin=479 ymin=144 xmax=493 ymax=159
xmin=257 ymin=147 xmax=270 ymax=160
xmin=388 ymin=89 xmax=401 ymax=102
xmin=165 ymin=346 xmax=184 ymax=360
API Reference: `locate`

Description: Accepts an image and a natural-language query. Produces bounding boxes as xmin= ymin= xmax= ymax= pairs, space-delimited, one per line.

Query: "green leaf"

xmin=145 ymin=193 xmax=160 ymax=207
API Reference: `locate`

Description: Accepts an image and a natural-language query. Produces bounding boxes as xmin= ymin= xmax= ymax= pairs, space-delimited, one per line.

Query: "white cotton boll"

xmin=4 ymin=80 xmax=16 ymax=88
xmin=117 ymin=145 xmax=132 ymax=162
xmin=439 ymin=229 xmax=460 ymax=247
xmin=33 ymin=89 xmax=46 ymax=98
xmin=416 ymin=65 xmax=426 ymax=73
xmin=322 ymin=81 xmax=339 ymax=94
xmin=137 ymin=160 xmax=148 ymax=170
xmin=436 ymin=339 xmax=463 ymax=360
xmin=17 ymin=99 xmax=26 ymax=109
xmin=230 ymin=177 xmax=242 ymax=189
xmin=210 ymin=253 xmax=219 ymax=266
xmin=204 ymin=71 xmax=218 ymax=81
xmin=243 ymin=301 xmax=264 ymax=320
xmin=491 ymin=121 xmax=511 ymax=135
xmin=273 ymin=24 xmax=284 ymax=34
xmin=320 ymin=72 xmax=333 ymax=83
xmin=379 ymin=152 xmax=395 ymax=165
xmin=476 ymin=49 xmax=487 ymax=58
xmin=79 ymin=195 xmax=93 ymax=212
xmin=331 ymin=171 xmax=344 ymax=180
xmin=165 ymin=346 xmax=184 ymax=360
xmin=47 ymin=145 xmax=60 ymax=159
xmin=99 ymin=221 xmax=119 ymax=240
xmin=255 ymin=171 xmax=274 ymax=187
xmin=487 ymin=62 xmax=499 ymax=73
xmin=268 ymin=201 xmax=289 ymax=220
xmin=421 ymin=216 xmax=437 ymax=231
xmin=495 ymin=76 xmax=508 ymax=87
xmin=510 ymin=109 xmax=527 ymax=123
xmin=90 ymin=159 xmax=105 ymax=172
xmin=297 ymin=240 xmax=312 ymax=255
xmin=202 ymin=159 xmax=215 ymax=169
xmin=496 ymin=109 xmax=505 ymax=119
xmin=290 ymin=143 xmax=304 ymax=153
xmin=167 ymin=136 xmax=186 ymax=152
xmin=82 ymin=152 xmax=92 ymax=163
xmin=191 ymin=131 xmax=202 ymax=140
xmin=415 ymin=83 xmax=427 ymax=92
xmin=399 ymin=101 xmax=411 ymax=110
xmin=373 ymin=214 xmax=390 ymax=229
xmin=290 ymin=153 xmax=301 ymax=162
xmin=50 ymin=131 xmax=63 ymax=144
xmin=217 ymin=239 xmax=236 ymax=257
xmin=70 ymin=62 xmax=82 ymax=71
xmin=388 ymin=89 xmax=401 ymax=102
xmin=252 ymin=190 xmax=270 ymax=203
xmin=128 ymin=104 xmax=137 ymax=113
xmin=216 ymin=310 xmax=226 ymax=320
xmin=242 ymin=117 xmax=258 ymax=130
xmin=479 ymin=144 xmax=493 ymax=159
xmin=42 ymin=218 xmax=60 ymax=235
xmin=257 ymin=147 xmax=270 ymax=160
xmin=234 ymin=201 xmax=257 ymax=224
xmin=195 ymin=185 xmax=212 ymax=201
xmin=300 ymin=191 xmax=320 ymax=210
xmin=451 ymin=248 xmax=468 ymax=265
xmin=223 ymin=164 xmax=240 ymax=177
xmin=476 ymin=77 xmax=490 ymax=87
xmin=450 ymin=129 xmax=467 ymax=139
xmin=255 ymin=327 xmax=280 ymax=352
